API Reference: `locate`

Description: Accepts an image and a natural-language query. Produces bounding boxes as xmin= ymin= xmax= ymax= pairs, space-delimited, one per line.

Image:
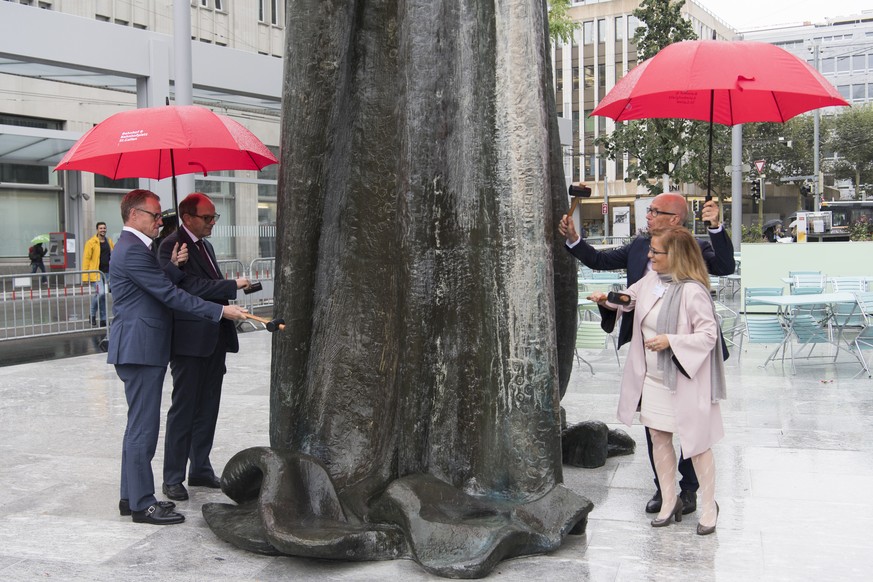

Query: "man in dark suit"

xmin=158 ymin=193 xmax=251 ymax=501
xmin=108 ymin=189 xmax=248 ymax=525
xmin=558 ymin=193 xmax=735 ymax=516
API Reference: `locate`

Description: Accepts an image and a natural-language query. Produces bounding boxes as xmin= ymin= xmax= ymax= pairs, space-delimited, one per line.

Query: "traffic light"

xmin=800 ymin=182 xmax=812 ymax=197
xmin=750 ymin=181 xmax=761 ymax=201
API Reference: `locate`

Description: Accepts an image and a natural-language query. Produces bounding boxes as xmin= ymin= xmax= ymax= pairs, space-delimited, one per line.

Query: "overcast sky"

xmin=697 ymin=0 xmax=873 ymax=31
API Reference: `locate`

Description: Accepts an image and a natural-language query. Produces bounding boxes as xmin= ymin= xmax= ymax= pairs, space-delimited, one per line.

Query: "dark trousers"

xmin=117 ymin=363 xmax=167 ymax=511
xmin=645 ymin=426 xmax=699 ymax=493
xmin=163 ymin=343 xmax=227 ymax=485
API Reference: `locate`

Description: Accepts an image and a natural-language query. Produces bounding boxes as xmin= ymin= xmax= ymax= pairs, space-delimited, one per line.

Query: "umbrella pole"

xmin=706 ymin=90 xmax=714 ymax=203
xmin=704 ymin=90 xmax=714 ymax=228
xmin=170 ymin=149 xmax=179 ymax=218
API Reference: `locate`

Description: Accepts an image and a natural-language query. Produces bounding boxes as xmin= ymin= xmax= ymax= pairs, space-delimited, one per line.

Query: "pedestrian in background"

xmin=82 ymin=221 xmax=114 ymax=326
xmin=28 ymin=241 xmax=48 ymax=286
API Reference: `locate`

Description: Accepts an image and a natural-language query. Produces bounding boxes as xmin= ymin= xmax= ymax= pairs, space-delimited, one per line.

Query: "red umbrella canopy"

xmin=55 ymin=105 xmax=278 ymax=179
xmin=591 ymin=40 xmax=849 ymax=125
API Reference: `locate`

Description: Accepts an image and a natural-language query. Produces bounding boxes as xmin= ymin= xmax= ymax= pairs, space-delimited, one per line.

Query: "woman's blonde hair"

xmin=650 ymin=226 xmax=710 ymax=289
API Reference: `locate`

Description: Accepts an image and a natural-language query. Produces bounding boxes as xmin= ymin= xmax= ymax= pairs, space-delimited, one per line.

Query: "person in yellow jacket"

xmin=82 ymin=222 xmax=114 ymax=326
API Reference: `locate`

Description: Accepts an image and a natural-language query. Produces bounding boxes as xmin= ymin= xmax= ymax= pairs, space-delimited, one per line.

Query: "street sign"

xmin=754 ymin=159 xmax=766 ymax=173
xmin=601 ymin=203 xmax=608 ymax=215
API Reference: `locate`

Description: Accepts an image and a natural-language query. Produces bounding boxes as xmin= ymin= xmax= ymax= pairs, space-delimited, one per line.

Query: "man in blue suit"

xmin=558 ymin=193 xmax=735 ymax=517
xmin=108 ymin=189 xmax=248 ymax=525
xmin=158 ymin=193 xmax=251 ymax=501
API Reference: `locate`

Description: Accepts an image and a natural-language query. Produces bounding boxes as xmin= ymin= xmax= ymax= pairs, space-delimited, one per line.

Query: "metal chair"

xmin=715 ymin=301 xmax=744 ymax=360
xmin=574 ymin=320 xmax=620 ymax=374
xmin=744 ymin=287 xmax=784 ymax=310
xmin=848 ymin=292 xmax=873 ymax=377
xmin=830 ymin=277 xmax=866 ymax=293
xmin=744 ymin=314 xmax=788 ymax=368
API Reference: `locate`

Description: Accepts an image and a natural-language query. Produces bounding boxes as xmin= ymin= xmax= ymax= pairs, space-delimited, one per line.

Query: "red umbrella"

xmin=591 ymin=40 xmax=849 ymax=199
xmin=55 ymin=105 xmax=278 ymax=209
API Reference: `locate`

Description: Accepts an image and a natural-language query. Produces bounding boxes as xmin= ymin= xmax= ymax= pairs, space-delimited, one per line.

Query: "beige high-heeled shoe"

xmin=651 ymin=495 xmax=683 ymax=527
xmin=697 ymin=501 xmax=719 ymax=535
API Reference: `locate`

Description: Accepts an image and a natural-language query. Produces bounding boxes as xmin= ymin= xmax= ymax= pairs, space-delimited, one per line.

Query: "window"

xmin=837 ymin=56 xmax=850 ymax=73
xmin=584 ymin=65 xmax=594 ymax=88
xmin=258 ymin=0 xmax=264 ymax=22
xmin=853 ymin=84 xmax=865 ymax=101
xmin=615 ymin=16 xmax=623 ymax=41
xmin=583 ymin=21 xmax=593 ymax=45
xmin=214 ymin=0 xmax=222 ymax=10
xmin=853 ymin=54 xmax=866 ymax=72
xmin=597 ymin=19 xmax=606 ymax=44
xmin=838 ymin=84 xmax=850 ymax=99
xmin=199 ymin=0 xmax=207 ymax=6
xmin=271 ymin=0 xmax=278 ymax=25
xmin=628 ymin=16 xmax=642 ymax=39
xmin=820 ymin=57 xmax=834 ymax=74
xmin=598 ymin=63 xmax=605 ymax=87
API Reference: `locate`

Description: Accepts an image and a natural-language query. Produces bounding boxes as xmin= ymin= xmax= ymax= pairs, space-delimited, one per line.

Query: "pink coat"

xmin=611 ymin=271 xmax=724 ymax=458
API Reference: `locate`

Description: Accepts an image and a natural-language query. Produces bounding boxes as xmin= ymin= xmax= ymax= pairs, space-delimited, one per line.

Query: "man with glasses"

xmin=108 ymin=189 xmax=248 ymax=525
xmin=157 ymin=193 xmax=252 ymax=503
xmin=558 ymin=192 xmax=735 ymax=517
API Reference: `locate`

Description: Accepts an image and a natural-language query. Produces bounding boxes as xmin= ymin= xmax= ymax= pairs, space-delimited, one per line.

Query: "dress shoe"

xmin=697 ymin=501 xmax=719 ymax=536
xmin=131 ymin=503 xmax=185 ymax=525
xmin=162 ymin=482 xmax=189 ymax=500
xmin=119 ymin=499 xmax=175 ymax=516
xmin=651 ymin=496 xmax=683 ymax=527
xmin=645 ymin=490 xmax=662 ymax=514
xmin=680 ymin=490 xmax=697 ymax=515
xmin=188 ymin=474 xmax=221 ymax=488
xmin=90 ymin=316 xmax=97 ymax=326
xmin=99 ymin=320 xmax=107 ymax=327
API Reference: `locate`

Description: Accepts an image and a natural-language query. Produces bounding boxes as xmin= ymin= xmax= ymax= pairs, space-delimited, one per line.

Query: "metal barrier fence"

xmin=1 ymin=257 xmax=278 ymax=342
xmin=1 ymin=270 xmax=106 ymax=341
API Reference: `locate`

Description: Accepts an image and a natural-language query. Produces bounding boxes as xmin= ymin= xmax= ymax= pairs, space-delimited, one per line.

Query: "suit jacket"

xmin=158 ymin=229 xmax=239 ymax=358
xmin=107 ymin=230 xmax=223 ymax=366
xmin=613 ymin=271 xmax=724 ymax=458
xmin=568 ymin=228 xmax=735 ymax=346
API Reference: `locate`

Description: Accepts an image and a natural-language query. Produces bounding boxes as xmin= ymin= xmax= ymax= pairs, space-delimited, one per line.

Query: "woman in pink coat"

xmin=589 ymin=226 xmax=726 ymax=535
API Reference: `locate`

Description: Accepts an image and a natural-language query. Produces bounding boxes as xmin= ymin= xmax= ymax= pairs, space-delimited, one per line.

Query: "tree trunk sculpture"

xmin=204 ymin=0 xmax=589 ymax=577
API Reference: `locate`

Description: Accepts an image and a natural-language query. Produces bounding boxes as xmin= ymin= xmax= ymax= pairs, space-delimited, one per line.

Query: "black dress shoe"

xmin=162 ymin=482 xmax=189 ymax=500
xmin=119 ymin=499 xmax=175 ymax=516
xmin=188 ymin=474 xmax=221 ymax=488
xmin=131 ymin=503 xmax=185 ymax=525
xmin=645 ymin=490 xmax=662 ymax=514
xmin=680 ymin=490 xmax=697 ymax=515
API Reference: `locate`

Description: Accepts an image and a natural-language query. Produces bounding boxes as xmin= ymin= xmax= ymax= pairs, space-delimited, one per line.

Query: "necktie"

xmin=195 ymin=240 xmax=220 ymax=279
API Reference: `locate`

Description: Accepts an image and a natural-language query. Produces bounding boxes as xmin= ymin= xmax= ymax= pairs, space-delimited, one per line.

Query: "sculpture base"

xmin=203 ymin=447 xmax=593 ymax=579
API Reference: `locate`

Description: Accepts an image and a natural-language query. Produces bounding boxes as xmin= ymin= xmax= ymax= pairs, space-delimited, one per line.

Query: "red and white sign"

xmin=754 ymin=159 xmax=766 ymax=173
xmin=601 ymin=203 xmax=609 ymax=215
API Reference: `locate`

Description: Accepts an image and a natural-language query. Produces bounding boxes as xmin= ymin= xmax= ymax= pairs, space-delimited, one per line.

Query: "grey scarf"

xmin=654 ymin=275 xmax=727 ymax=402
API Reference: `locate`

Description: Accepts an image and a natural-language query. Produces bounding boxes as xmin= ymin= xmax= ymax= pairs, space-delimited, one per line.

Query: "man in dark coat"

xmin=158 ymin=193 xmax=251 ymax=501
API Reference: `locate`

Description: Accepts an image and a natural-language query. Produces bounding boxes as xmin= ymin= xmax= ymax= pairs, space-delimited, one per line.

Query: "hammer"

xmin=567 ymin=183 xmax=591 ymax=221
xmin=243 ymin=313 xmax=286 ymax=332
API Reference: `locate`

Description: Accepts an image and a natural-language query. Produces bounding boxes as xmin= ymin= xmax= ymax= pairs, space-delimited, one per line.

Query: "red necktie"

xmin=195 ymin=240 xmax=220 ymax=279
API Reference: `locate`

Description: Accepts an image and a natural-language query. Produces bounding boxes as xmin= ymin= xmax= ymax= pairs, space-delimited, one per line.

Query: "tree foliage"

xmin=547 ymin=0 xmax=579 ymax=45
xmin=828 ymin=105 xmax=873 ymax=196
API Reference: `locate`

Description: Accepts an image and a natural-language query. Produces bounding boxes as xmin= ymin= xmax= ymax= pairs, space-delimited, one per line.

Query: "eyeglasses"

xmin=192 ymin=213 xmax=220 ymax=223
xmin=134 ymin=207 xmax=162 ymax=222
xmin=646 ymin=206 xmax=677 ymax=217
xmin=648 ymin=247 xmax=668 ymax=256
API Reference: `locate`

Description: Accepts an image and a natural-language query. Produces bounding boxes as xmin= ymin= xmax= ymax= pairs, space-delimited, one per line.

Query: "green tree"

xmin=547 ymin=0 xmax=579 ymax=45
xmin=595 ymin=0 xmax=710 ymax=195
xmin=828 ymin=105 xmax=873 ymax=198
xmin=742 ymin=116 xmax=819 ymax=205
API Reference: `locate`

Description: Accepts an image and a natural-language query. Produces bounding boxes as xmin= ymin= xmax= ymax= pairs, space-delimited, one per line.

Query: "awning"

xmin=0 ymin=124 xmax=83 ymax=166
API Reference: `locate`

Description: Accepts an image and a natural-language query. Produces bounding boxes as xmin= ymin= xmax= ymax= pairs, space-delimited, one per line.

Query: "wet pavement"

xmin=0 ymin=329 xmax=871 ymax=580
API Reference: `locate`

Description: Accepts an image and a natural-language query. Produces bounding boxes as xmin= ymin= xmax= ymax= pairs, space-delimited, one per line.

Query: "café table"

xmin=752 ymin=292 xmax=861 ymax=374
